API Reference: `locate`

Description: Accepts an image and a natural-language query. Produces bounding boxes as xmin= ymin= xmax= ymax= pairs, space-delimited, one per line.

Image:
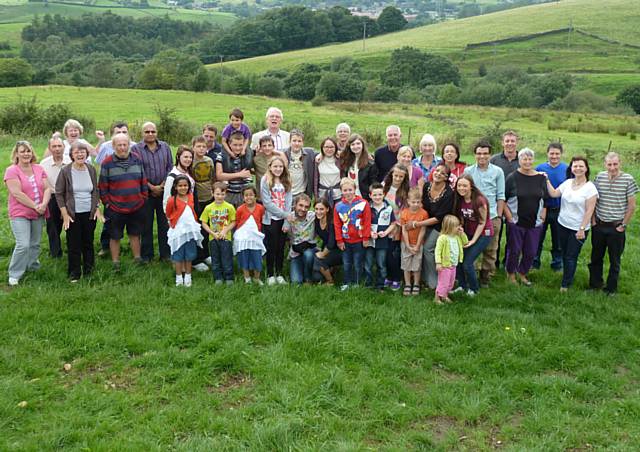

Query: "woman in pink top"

xmin=4 ymin=141 xmax=53 ymax=286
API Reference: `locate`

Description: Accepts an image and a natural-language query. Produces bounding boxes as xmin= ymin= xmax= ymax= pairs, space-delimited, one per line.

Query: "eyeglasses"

xmin=144 ymin=130 xmax=157 ymax=134
xmin=16 ymin=140 xmax=31 ymax=146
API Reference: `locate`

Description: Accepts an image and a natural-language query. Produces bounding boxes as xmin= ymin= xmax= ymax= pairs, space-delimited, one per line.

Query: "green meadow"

xmin=1 ymin=86 xmax=640 ymax=449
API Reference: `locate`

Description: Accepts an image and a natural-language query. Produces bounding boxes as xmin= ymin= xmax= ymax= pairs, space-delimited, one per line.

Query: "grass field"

xmin=1 ymin=85 xmax=640 ymax=448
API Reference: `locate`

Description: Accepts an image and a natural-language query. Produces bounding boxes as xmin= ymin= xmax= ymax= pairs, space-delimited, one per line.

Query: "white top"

xmin=40 ymin=155 xmax=71 ymax=186
xmin=318 ymin=156 xmax=341 ymax=200
xmin=251 ymin=129 xmax=290 ymax=151
xmin=166 ymin=204 xmax=203 ymax=254
xmin=289 ymin=150 xmax=306 ymax=196
xmin=448 ymin=236 xmax=460 ymax=263
xmin=557 ymin=179 xmax=598 ymax=231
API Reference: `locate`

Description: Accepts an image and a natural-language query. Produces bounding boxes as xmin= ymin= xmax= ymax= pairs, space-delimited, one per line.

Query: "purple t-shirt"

xmin=4 ymin=164 xmax=48 ymax=220
xmin=221 ymin=123 xmax=252 ymax=141
xmin=458 ymin=198 xmax=493 ymax=239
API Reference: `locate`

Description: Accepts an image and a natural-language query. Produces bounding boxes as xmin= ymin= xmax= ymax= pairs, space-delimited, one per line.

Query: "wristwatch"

xmin=620 ymin=223 xmax=627 ymax=229
xmin=579 ymin=226 xmax=585 ymax=231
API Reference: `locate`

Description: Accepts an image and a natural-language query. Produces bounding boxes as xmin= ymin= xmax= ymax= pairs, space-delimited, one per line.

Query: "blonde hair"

xmin=11 ymin=141 xmax=37 ymax=165
xmin=339 ymin=177 xmax=356 ymax=190
xmin=440 ymin=214 xmax=461 ymax=236
xmin=397 ymin=145 xmax=414 ymax=161
xmin=265 ymin=155 xmax=291 ymax=191
xmin=407 ymin=187 xmax=422 ymax=201
xmin=63 ymin=119 xmax=84 ymax=137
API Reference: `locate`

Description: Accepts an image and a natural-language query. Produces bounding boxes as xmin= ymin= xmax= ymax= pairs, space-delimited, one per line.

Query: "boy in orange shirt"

xmin=400 ymin=187 xmax=429 ymax=296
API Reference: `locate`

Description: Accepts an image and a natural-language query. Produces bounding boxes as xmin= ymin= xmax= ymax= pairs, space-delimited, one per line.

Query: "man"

xmin=374 ymin=125 xmax=404 ymax=182
xmin=99 ymin=133 xmax=148 ymax=270
xmin=464 ymin=141 xmax=505 ymax=286
xmin=132 ymin=122 xmax=173 ymax=263
xmin=588 ymin=152 xmax=638 ymax=295
xmin=250 ymin=107 xmax=290 ymax=152
xmin=284 ymin=128 xmax=316 ymax=198
xmin=533 ymin=142 xmax=568 ymax=271
xmin=95 ymin=121 xmax=134 ymax=257
xmin=490 ymin=130 xmax=519 ymax=269
xmin=40 ymin=136 xmax=71 ymax=258
xmin=203 ymin=124 xmax=223 ymax=162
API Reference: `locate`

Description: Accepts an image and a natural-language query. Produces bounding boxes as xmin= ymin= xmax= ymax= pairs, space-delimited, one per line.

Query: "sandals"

xmin=412 ymin=285 xmax=420 ymax=296
xmin=403 ymin=286 xmax=412 ymax=296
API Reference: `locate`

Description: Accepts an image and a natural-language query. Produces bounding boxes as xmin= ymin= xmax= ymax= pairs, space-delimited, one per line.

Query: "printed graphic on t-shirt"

xmin=337 ymin=199 xmax=367 ymax=239
xmin=271 ymin=185 xmax=286 ymax=210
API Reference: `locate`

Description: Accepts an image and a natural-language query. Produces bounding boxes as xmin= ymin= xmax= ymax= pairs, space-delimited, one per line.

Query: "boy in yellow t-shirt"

xmin=200 ymin=182 xmax=236 ymax=284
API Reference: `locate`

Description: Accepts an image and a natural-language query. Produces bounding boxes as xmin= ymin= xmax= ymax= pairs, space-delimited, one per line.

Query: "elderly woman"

xmin=413 ymin=134 xmax=442 ymax=181
xmin=335 ymin=122 xmax=351 ymax=157
xmin=545 ymin=156 xmax=598 ymax=292
xmin=45 ymin=119 xmax=95 ymax=159
xmin=340 ymin=134 xmax=377 ymax=200
xmin=504 ymin=148 xmax=548 ymax=286
xmin=397 ymin=146 xmax=423 ymax=188
xmin=314 ymin=137 xmax=342 ymax=205
xmin=4 ymin=141 xmax=52 ymax=286
xmin=56 ymin=142 xmax=104 ymax=282
xmin=431 ymin=142 xmax=466 ymax=188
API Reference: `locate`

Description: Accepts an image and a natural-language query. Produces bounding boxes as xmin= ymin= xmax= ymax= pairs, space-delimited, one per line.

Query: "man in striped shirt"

xmin=99 ymin=133 xmax=148 ymax=270
xmin=588 ymin=152 xmax=638 ymax=295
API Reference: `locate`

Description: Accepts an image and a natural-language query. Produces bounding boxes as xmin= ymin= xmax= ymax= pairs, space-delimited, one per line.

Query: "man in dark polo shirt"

xmin=132 ymin=121 xmax=173 ymax=263
xmin=374 ymin=125 xmax=404 ymax=182
xmin=589 ymin=152 xmax=638 ymax=295
xmin=203 ymin=123 xmax=223 ymax=162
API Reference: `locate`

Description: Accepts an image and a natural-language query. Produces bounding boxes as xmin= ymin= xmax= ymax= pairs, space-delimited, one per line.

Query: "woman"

xmin=411 ymin=163 xmax=454 ymax=289
xmin=413 ymin=134 xmax=442 ymax=182
xmin=335 ymin=123 xmax=351 ymax=157
xmin=163 ymin=145 xmax=195 ymax=210
xmin=313 ymin=198 xmax=341 ymax=284
xmin=397 ymin=146 xmax=423 ymax=188
xmin=546 ymin=156 xmax=598 ymax=292
xmin=453 ymin=174 xmax=493 ymax=296
xmin=430 ymin=142 xmax=466 ymax=188
xmin=45 ymin=119 xmax=95 ymax=159
xmin=314 ymin=137 xmax=342 ymax=205
xmin=504 ymin=148 xmax=548 ymax=286
xmin=56 ymin=142 xmax=104 ymax=282
xmin=340 ymin=134 xmax=377 ymax=200
xmin=4 ymin=141 xmax=52 ymax=286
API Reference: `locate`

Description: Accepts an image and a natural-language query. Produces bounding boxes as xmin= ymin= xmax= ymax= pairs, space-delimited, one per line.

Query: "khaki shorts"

xmin=401 ymin=242 xmax=422 ymax=272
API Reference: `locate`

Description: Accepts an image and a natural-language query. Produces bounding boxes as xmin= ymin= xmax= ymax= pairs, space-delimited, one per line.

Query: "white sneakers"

xmin=193 ymin=263 xmax=209 ymax=272
xmin=8 ymin=277 xmax=18 ymax=286
xmin=276 ymin=276 xmax=286 ymax=285
xmin=204 ymin=257 xmax=212 ymax=266
xmin=267 ymin=276 xmax=276 ymax=286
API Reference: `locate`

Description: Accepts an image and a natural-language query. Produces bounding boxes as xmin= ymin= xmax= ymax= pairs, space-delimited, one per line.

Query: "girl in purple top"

xmin=397 ymin=146 xmax=423 ymax=188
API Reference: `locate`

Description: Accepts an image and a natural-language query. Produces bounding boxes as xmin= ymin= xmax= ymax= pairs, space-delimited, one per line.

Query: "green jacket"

xmin=435 ymin=233 xmax=468 ymax=267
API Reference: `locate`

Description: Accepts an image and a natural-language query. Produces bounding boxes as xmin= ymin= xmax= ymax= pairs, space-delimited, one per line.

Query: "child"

xmin=165 ymin=175 xmax=203 ymax=287
xmin=260 ymin=155 xmax=293 ymax=285
xmin=364 ymin=182 xmax=396 ymax=291
xmin=200 ymin=182 xmax=236 ymax=285
xmin=434 ymin=214 xmax=468 ymax=304
xmin=191 ymin=135 xmax=215 ymax=271
xmin=233 ymin=185 xmax=266 ymax=284
xmin=252 ymin=136 xmax=286 ymax=199
xmin=285 ymin=129 xmax=316 ymax=199
xmin=334 ymin=177 xmax=371 ymax=291
xmin=382 ymin=163 xmax=410 ymax=291
xmin=221 ymin=108 xmax=251 ymax=155
xmin=216 ymin=131 xmax=254 ymax=208
xmin=400 ymin=187 xmax=429 ymax=296
xmin=283 ymin=194 xmax=316 ymax=284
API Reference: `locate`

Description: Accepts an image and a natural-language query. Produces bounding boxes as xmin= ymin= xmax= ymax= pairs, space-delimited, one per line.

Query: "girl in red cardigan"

xmin=165 ymin=175 xmax=203 ymax=287
xmin=233 ymin=185 xmax=266 ymax=284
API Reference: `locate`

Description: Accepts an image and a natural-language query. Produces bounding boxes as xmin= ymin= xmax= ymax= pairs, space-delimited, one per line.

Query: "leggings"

xmin=264 ymin=219 xmax=286 ymax=277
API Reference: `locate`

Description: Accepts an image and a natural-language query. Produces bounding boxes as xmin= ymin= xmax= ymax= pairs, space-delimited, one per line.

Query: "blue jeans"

xmin=342 ymin=242 xmax=365 ymax=285
xmin=364 ymin=247 xmax=387 ymax=288
xmin=290 ymin=248 xmax=315 ymax=284
xmin=209 ymin=239 xmax=234 ymax=281
xmin=558 ymin=224 xmax=588 ymax=289
xmin=456 ymin=235 xmax=491 ymax=292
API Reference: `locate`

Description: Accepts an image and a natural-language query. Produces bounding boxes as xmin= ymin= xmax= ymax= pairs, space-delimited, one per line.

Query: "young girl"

xmin=234 ymin=185 xmax=266 ymax=285
xmin=434 ymin=214 xmax=468 ymax=304
xmin=383 ymin=164 xmax=410 ymax=291
xmin=260 ymin=155 xmax=293 ymax=285
xmin=165 ymin=175 xmax=203 ymax=287
xmin=315 ymin=137 xmax=342 ymax=205
xmin=340 ymin=134 xmax=377 ymax=200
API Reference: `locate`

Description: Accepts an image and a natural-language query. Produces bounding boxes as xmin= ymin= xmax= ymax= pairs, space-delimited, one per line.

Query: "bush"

xmin=363 ymin=81 xmax=399 ymax=102
xmin=310 ymin=95 xmax=326 ymax=107
xmin=282 ymin=118 xmax=319 ymax=146
xmin=359 ymin=128 xmax=385 ymax=150
xmin=255 ymin=76 xmax=284 ymax=98
xmin=0 ymin=97 xmax=94 ymax=136
xmin=153 ymin=105 xmax=198 ymax=145
xmin=316 ymin=72 xmax=365 ymax=102
xmin=616 ymin=84 xmax=640 ymax=114
xmin=567 ymin=122 xmax=610 ymax=134
xmin=397 ymin=88 xmax=426 ymax=104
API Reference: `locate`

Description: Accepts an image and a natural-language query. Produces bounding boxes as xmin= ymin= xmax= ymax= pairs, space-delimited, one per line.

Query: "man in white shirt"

xmin=40 ymin=136 xmax=71 ymax=258
xmin=251 ymin=107 xmax=290 ymax=152
xmin=95 ymin=121 xmax=134 ymax=165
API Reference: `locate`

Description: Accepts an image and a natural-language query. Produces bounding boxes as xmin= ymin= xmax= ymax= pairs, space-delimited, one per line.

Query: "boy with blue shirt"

xmin=364 ymin=183 xmax=396 ymax=290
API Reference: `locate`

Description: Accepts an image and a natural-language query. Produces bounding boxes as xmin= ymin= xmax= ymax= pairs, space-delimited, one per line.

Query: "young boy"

xmin=334 ymin=178 xmax=371 ymax=291
xmin=200 ymin=182 xmax=236 ymax=285
xmin=221 ymin=108 xmax=251 ymax=155
xmin=192 ymin=135 xmax=215 ymax=271
xmin=283 ymin=194 xmax=316 ymax=284
xmin=364 ymin=182 xmax=396 ymax=291
xmin=216 ymin=131 xmax=254 ymax=208
xmin=252 ymin=136 xmax=286 ymax=199
xmin=400 ymin=187 xmax=429 ymax=296
xmin=285 ymin=129 xmax=316 ymax=199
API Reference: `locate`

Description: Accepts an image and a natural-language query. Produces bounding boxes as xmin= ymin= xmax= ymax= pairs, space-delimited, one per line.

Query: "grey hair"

xmin=419 ymin=133 xmax=437 ymax=150
xmin=265 ymin=107 xmax=283 ymax=119
xmin=386 ymin=124 xmax=401 ymax=136
xmin=604 ymin=151 xmax=620 ymax=162
xmin=518 ymin=147 xmax=534 ymax=160
xmin=336 ymin=122 xmax=351 ymax=134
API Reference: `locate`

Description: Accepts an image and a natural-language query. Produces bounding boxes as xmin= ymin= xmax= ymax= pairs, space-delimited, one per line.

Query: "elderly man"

xmin=40 ymin=136 xmax=71 ymax=258
xmin=99 ymin=133 xmax=148 ymax=270
xmin=588 ymin=152 xmax=638 ymax=295
xmin=464 ymin=140 xmax=505 ymax=286
xmin=251 ymin=107 xmax=290 ymax=152
xmin=132 ymin=122 xmax=173 ymax=263
xmin=374 ymin=125 xmax=404 ymax=182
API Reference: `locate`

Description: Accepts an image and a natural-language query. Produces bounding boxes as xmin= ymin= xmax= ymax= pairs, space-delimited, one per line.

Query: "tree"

xmin=0 ymin=58 xmax=34 ymax=87
xmin=284 ymin=63 xmax=323 ymax=101
xmin=377 ymin=6 xmax=407 ymax=34
xmin=458 ymin=3 xmax=482 ymax=19
xmin=381 ymin=47 xmax=460 ymax=89
xmin=316 ymin=72 xmax=365 ymax=102
xmin=617 ymin=84 xmax=640 ymax=114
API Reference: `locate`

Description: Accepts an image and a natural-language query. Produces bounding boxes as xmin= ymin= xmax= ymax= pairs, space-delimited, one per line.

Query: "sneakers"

xmin=215 ymin=280 xmax=223 ymax=285
xmin=194 ymin=263 xmax=209 ymax=272
xmin=276 ymin=275 xmax=286 ymax=284
xmin=384 ymin=279 xmax=391 ymax=288
xmin=184 ymin=274 xmax=192 ymax=287
xmin=176 ymin=275 xmax=184 ymax=287
xmin=97 ymin=248 xmax=108 ymax=258
xmin=451 ymin=287 xmax=465 ymax=294
xmin=225 ymin=280 xmax=233 ymax=285
xmin=390 ymin=281 xmax=401 ymax=291
xmin=112 ymin=261 xmax=121 ymax=272
xmin=267 ymin=276 xmax=277 ymax=286
xmin=8 ymin=277 xmax=19 ymax=286
xmin=466 ymin=290 xmax=477 ymax=297
xmin=254 ymin=278 xmax=264 ymax=286
xmin=205 ymin=256 xmax=212 ymax=266
xmin=340 ymin=284 xmax=349 ymax=291
xmin=244 ymin=277 xmax=252 ymax=284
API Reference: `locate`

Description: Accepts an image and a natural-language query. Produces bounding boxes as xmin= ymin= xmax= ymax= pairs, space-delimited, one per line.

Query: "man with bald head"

xmin=132 ymin=121 xmax=173 ymax=263
xmin=99 ymin=133 xmax=148 ymax=270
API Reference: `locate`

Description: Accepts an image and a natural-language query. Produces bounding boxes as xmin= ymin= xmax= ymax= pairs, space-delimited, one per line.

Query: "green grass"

xmin=0 ymin=21 xmax=24 ymax=49
xmin=1 ymin=86 xmax=640 ymax=448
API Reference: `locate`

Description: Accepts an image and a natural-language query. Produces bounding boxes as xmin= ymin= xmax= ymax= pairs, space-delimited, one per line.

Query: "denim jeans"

xmin=457 ymin=235 xmax=491 ymax=292
xmin=342 ymin=242 xmax=365 ymax=285
xmin=364 ymin=247 xmax=387 ymax=288
xmin=290 ymin=248 xmax=315 ymax=284
xmin=209 ymin=239 xmax=234 ymax=281
xmin=534 ymin=207 xmax=562 ymax=269
xmin=9 ymin=217 xmax=43 ymax=280
xmin=558 ymin=224 xmax=588 ymax=289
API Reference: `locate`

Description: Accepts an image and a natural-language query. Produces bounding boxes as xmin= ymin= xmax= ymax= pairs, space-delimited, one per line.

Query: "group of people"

xmin=4 ymin=108 xmax=637 ymax=301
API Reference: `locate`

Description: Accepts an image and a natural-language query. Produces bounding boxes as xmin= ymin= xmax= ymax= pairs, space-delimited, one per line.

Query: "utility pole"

xmin=362 ymin=21 xmax=367 ymax=52
xmin=567 ymin=18 xmax=573 ymax=49
xmin=219 ymin=55 xmax=224 ymax=92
